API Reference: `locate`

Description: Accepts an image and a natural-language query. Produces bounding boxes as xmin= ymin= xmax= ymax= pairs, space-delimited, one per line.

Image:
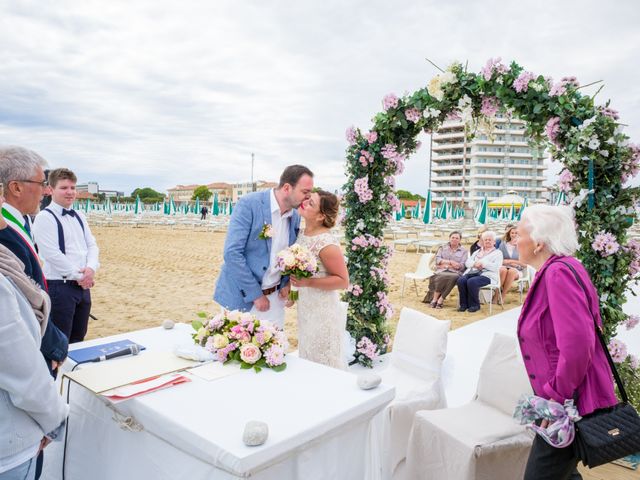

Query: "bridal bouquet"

xmin=192 ymin=310 xmax=287 ymax=372
xmin=275 ymin=244 xmax=318 ymax=300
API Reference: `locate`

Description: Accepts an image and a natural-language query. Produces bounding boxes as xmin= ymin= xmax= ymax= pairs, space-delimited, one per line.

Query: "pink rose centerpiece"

xmin=192 ymin=310 xmax=287 ymax=372
xmin=275 ymin=244 xmax=318 ymax=300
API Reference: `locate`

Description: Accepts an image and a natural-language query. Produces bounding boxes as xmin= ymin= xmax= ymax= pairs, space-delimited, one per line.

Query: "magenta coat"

xmin=517 ymin=255 xmax=618 ymax=416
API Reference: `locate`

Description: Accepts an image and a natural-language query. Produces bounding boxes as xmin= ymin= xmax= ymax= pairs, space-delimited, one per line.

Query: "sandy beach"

xmin=87 ymin=224 xmax=522 ymax=347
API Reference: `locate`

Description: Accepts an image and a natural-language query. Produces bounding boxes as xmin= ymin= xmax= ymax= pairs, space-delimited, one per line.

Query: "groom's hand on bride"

xmin=253 ymin=295 xmax=270 ymax=312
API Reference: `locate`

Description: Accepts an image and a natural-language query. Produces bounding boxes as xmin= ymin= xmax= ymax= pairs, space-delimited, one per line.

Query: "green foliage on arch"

xmin=342 ymin=58 xmax=640 ymax=405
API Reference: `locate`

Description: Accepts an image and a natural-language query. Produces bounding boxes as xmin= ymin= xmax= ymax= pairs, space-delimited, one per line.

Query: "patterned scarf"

xmin=0 ymin=242 xmax=50 ymax=335
xmin=514 ymin=394 xmax=582 ymax=448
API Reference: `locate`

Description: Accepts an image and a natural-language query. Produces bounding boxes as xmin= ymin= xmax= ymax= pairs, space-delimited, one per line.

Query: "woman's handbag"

xmin=559 ymin=261 xmax=640 ymax=468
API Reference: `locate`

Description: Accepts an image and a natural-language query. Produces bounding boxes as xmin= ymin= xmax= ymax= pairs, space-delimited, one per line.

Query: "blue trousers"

xmin=48 ymin=281 xmax=91 ymax=344
xmin=0 ymin=457 xmax=36 ymax=480
xmin=456 ymin=274 xmax=490 ymax=309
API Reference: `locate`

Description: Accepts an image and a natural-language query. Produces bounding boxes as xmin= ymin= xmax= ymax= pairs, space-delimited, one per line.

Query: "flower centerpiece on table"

xmin=192 ymin=310 xmax=287 ymax=372
xmin=275 ymin=244 xmax=318 ymax=300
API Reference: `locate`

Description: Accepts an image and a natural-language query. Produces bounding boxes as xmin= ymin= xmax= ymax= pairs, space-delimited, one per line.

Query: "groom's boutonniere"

xmin=258 ymin=223 xmax=273 ymax=240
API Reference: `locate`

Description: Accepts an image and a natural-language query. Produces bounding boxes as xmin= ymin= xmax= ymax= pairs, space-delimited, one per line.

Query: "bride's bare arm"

xmin=290 ymin=245 xmax=349 ymax=290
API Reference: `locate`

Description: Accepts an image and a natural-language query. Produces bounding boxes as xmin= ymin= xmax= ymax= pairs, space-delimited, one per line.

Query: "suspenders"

xmin=44 ymin=208 xmax=85 ymax=254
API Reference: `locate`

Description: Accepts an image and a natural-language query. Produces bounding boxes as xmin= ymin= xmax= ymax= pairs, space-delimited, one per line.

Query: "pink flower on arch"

xmin=365 ymin=130 xmax=378 ymax=144
xmin=513 ymin=71 xmax=536 ymax=93
xmin=557 ymin=169 xmax=575 ymax=194
xmin=346 ymin=126 xmax=358 ymax=145
xmin=481 ymin=57 xmax=508 ymax=81
xmin=480 ymin=96 xmax=500 ymax=117
xmin=625 ymin=315 xmax=639 ymax=331
xmin=354 ymin=177 xmax=373 ymax=203
xmin=545 ymin=116 xmax=561 ymax=145
xmin=405 ymin=108 xmax=421 ymax=123
xmin=608 ymin=339 xmax=628 ymax=364
xmin=382 ymin=93 xmax=399 ymax=111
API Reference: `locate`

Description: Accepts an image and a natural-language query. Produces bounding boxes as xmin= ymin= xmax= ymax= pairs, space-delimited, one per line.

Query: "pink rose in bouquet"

xmin=275 ymin=244 xmax=318 ymax=300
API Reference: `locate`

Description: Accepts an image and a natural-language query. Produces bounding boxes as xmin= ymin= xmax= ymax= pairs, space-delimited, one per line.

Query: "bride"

xmin=290 ymin=190 xmax=349 ymax=369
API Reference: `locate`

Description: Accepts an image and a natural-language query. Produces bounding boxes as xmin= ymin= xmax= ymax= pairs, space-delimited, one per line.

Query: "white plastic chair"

xmin=403 ymin=333 xmax=533 ymax=480
xmin=401 ymin=253 xmax=435 ymax=297
xmin=515 ymin=265 xmax=535 ymax=304
xmin=378 ymin=308 xmax=450 ymax=478
xmin=479 ymin=283 xmax=504 ymax=314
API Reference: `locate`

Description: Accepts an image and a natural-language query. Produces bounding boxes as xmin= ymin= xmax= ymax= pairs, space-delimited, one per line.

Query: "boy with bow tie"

xmin=33 ymin=168 xmax=100 ymax=343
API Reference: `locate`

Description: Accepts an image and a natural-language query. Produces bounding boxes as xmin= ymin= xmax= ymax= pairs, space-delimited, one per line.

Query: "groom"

xmin=214 ymin=165 xmax=314 ymax=328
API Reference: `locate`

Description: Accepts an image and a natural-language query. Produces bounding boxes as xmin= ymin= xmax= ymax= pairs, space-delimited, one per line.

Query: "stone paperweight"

xmin=357 ymin=372 xmax=381 ymax=390
xmin=243 ymin=421 xmax=268 ymax=446
xmin=162 ymin=319 xmax=175 ymax=330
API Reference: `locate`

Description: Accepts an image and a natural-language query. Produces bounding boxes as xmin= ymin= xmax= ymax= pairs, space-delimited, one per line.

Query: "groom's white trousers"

xmin=250 ymin=291 xmax=286 ymax=329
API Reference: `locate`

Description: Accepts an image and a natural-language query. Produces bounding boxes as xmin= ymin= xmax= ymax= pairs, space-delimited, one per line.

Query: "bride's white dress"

xmin=296 ymin=231 xmax=346 ymax=370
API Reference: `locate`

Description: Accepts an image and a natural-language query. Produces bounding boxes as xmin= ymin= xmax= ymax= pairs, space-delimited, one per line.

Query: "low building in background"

xmin=231 ymin=181 xmax=277 ymax=203
xmin=77 ymin=182 xmax=123 ymax=198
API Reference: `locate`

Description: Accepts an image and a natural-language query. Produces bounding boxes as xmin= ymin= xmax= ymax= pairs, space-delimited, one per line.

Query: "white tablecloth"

xmin=42 ymin=324 xmax=394 ymax=480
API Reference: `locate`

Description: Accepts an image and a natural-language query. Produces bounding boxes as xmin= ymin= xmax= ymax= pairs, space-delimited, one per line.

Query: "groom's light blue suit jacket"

xmin=214 ymin=189 xmax=301 ymax=311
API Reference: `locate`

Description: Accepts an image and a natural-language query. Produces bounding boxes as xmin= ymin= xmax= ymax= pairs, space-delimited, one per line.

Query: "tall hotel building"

xmin=430 ymin=116 xmax=547 ymax=207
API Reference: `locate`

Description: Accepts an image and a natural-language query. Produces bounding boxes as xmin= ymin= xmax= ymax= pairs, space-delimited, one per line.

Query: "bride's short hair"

xmin=316 ymin=190 xmax=340 ymax=228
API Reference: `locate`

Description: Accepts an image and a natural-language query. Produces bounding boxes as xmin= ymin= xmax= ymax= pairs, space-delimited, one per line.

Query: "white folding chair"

xmin=403 ymin=334 xmax=533 ymax=480
xmin=479 ymin=283 xmax=503 ymax=314
xmin=378 ymin=308 xmax=450 ymax=477
xmin=401 ymin=253 xmax=435 ymax=297
xmin=515 ymin=265 xmax=535 ymax=304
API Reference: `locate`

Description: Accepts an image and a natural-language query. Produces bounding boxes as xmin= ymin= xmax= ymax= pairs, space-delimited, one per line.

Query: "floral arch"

xmin=342 ymin=58 xmax=640 ymax=403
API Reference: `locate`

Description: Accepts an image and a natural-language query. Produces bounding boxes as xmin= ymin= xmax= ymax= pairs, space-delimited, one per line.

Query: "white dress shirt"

xmin=261 ymin=189 xmax=293 ymax=290
xmin=32 ymin=201 xmax=100 ymax=281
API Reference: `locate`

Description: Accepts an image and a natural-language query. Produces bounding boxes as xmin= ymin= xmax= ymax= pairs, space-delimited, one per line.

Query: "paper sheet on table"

xmin=64 ymin=351 xmax=197 ymax=393
xmin=101 ymin=373 xmax=191 ymax=402
xmin=187 ymin=361 xmax=242 ymax=381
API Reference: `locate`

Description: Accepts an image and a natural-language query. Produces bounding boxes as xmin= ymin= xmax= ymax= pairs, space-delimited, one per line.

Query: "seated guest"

xmin=470 ymin=226 xmax=502 ymax=255
xmin=497 ymin=224 xmax=526 ymax=303
xmin=456 ymin=231 xmax=503 ymax=313
xmin=422 ymin=231 xmax=467 ymax=308
xmin=0 ymin=244 xmax=69 ymax=480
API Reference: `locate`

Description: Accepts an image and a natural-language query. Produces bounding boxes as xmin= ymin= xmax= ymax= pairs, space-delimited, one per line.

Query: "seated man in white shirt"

xmin=32 ymin=168 xmax=100 ymax=343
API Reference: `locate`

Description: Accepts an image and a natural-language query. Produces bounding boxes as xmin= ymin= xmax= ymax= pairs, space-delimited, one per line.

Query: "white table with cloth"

xmin=41 ymin=323 xmax=395 ymax=480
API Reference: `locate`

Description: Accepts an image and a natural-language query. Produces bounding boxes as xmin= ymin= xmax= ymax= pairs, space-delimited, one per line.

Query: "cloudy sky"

xmin=1 ymin=0 xmax=639 ymax=195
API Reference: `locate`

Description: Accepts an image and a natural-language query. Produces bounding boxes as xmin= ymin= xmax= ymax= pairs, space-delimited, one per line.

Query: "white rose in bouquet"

xmin=213 ymin=333 xmax=229 ymax=349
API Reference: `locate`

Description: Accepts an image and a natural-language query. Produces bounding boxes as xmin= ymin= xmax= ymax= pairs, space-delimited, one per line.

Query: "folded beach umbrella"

xmin=476 ymin=196 xmax=488 ymax=225
xmin=422 ymin=190 xmax=433 ymax=224
xmin=555 ymin=191 xmax=566 ymax=206
xmin=134 ymin=195 xmax=142 ymax=215
xmin=194 ymin=197 xmax=200 ymax=214
xmin=517 ymin=197 xmax=528 ymax=221
xmin=439 ymin=197 xmax=448 ymax=220
xmin=213 ymin=193 xmax=220 ymax=216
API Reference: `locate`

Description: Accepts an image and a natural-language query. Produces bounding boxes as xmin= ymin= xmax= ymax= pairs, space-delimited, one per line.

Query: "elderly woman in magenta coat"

xmin=516 ymin=205 xmax=617 ymax=480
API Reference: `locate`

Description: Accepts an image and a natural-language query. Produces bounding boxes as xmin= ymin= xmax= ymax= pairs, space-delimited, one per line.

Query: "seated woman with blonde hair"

xmin=497 ymin=224 xmax=527 ymax=304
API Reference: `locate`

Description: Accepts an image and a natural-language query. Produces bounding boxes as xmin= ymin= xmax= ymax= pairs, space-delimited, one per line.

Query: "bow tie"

xmin=62 ymin=208 xmax=76 ymax=217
